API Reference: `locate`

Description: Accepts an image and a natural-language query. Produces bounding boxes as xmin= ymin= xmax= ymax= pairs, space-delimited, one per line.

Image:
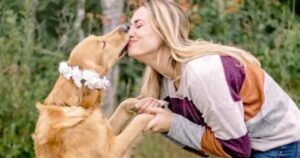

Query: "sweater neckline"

xmin=166 ymin=63 xmax=186 ymax=97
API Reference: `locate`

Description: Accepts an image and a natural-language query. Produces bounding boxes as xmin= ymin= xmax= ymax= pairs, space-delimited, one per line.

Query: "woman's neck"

xmin=135 ymin=47 xmax=181 ymax=81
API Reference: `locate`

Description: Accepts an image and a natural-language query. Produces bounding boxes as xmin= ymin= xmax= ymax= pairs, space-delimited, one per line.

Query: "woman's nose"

xmin=119 ymin=24 xmax=130 ymax=33
xmin=128 ymin=25 xmax=135 ymax=37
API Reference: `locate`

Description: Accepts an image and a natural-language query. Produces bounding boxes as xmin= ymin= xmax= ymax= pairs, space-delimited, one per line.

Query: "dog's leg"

xmin=109 ymin=98 xmax=138 ymax=135
xmin=110 ymin=113 xmax=154 ymax=158
xmin=109 ymin=98 xmax=168 ymax=135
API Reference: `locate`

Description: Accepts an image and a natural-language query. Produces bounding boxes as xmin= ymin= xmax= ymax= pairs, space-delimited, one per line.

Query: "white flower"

xmin=59 ymin=62 xmax=72 ymax=79
xmin=58 ymin=61 xmax=110 ymax=90
xmin=72 ymin=66 xmax=83 ymax=88
xmin=82 ymin=70 xmax=99 ymax=81
xmin=82 ymin=70 xmax=99 ymax=89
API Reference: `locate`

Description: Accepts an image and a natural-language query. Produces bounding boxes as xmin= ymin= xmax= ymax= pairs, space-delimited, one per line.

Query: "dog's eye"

xmin=101 ymin=41 xmax=106 ymax=49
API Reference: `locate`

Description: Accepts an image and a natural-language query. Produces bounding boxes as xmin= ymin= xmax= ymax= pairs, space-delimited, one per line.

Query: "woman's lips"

xmin=128 ymin=40 xmax=136 ymax=48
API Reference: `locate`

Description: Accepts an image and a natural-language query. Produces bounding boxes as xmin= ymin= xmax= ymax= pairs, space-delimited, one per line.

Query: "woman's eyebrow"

xmin=130 ymin=19 xmax=143 ymax=25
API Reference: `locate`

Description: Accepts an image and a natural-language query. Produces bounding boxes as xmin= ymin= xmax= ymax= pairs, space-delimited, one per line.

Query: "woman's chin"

xmin=128 ymin=51 xmax=144 ymax=61
xmin=128 ymin=49 xmax=138 ymax=57
xmin=128 ymin=48 xmax=150 ymax=59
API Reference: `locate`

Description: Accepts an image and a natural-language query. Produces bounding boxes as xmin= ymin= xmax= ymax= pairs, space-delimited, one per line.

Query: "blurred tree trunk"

xmin=25 ymin=0 xmax=38 ymax=47
xmin=100 ymin=0 xmax=124 ymax=116
xmin=58 ymin=0 xmax=85 ymax=49
xmin=23 ymin=0 xmax=39 ymax=62
xmin=74 ymin=0 xmax=85 ymax=41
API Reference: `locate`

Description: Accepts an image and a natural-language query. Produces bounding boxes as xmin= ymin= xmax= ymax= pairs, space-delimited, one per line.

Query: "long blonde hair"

xmin=139 ymin=0 xmax=260 ymax=98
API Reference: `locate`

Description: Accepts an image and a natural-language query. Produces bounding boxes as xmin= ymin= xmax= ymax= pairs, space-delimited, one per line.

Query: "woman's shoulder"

xmin=185 ymin=54 xmax=221 ymax=67
xmin=183 ymin=55 xmax=223 ymax=76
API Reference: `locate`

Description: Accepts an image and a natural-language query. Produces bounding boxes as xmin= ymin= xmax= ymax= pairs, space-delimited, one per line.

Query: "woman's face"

xmin=128 ymin=7 xmax=162 ymax=58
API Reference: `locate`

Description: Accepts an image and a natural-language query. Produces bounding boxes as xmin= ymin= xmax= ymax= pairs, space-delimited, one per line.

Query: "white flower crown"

xmin=58 ymin=61 xmax=110 ymax=90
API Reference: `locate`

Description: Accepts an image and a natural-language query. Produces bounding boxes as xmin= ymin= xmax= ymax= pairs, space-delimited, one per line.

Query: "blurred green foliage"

xmin=190 ymin=0 xmax=300 ymax=103
xmin=0 ymin=0 xmax=299 ymax=157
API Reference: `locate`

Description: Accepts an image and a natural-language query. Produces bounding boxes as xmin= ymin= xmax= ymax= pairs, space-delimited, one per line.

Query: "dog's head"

xmin=67 ymin=25 xmax=130 ymax=75
xmin=43 ymin=25 xmax=130 ymax=108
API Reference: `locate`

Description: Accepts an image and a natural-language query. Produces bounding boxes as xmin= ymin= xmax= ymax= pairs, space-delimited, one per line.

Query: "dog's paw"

xmin=119 ymin=98 xmax=168 ymax=114
xmin=119 ymin=98 xmax=139 ymax=114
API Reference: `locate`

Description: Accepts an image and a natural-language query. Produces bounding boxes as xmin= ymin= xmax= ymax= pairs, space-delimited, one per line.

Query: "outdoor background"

xmin=0 ymin=0 xmax=299 ymax=157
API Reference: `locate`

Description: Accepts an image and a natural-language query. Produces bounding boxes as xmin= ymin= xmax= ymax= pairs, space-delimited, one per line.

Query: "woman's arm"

xmin=184 ymin=55 xmax=250 ymax=158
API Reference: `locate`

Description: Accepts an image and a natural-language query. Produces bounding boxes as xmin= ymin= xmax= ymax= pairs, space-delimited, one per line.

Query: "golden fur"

xmin=32 ymin=26 xmax=155 ymax=158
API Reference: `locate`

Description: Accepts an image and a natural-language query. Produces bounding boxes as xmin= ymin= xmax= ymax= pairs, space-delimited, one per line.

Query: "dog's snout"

xmin=119 ymin=24 xmax=130 ymax=33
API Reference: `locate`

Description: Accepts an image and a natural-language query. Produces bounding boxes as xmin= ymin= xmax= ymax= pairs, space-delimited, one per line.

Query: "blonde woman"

xmin=127 ymin=0 xmax=300 ymax=157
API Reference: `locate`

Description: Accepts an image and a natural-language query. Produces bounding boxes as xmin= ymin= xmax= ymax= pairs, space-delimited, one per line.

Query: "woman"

xmin=127 ymin=0 xmax=300 ymax=157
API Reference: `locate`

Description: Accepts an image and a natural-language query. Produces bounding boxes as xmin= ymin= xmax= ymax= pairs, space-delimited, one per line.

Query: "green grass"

xmin=131 ymin=133 xmax=201 ymax=158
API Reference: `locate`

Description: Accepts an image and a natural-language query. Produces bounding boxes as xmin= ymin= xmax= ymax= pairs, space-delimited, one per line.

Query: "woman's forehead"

xmin=130 ymin=7 xmax=149 ymax=24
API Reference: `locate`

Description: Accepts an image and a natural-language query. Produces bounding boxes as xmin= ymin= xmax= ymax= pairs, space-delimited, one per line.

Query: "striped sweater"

xmin=161 ymin=55 xmax=300 ymax=158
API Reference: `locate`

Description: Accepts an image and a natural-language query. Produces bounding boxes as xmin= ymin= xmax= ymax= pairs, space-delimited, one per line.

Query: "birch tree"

xmin=74 ymin=0 xmax=85 ymax=41
xmin=100 ymin=0 xmax=124 ymax=115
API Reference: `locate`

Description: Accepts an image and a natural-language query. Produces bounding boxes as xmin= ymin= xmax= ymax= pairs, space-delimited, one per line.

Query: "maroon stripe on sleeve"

xmin=165 ymin=97 xmax=206 ymax=126
xmin=220 ymin=56 xmax=245 ymax=102
xmin=218 ymin=134 xmax=251 ymax=158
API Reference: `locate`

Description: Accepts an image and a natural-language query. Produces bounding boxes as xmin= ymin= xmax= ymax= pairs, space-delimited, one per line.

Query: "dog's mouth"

xmin=118 ymin=43 xmax=128 ymax=57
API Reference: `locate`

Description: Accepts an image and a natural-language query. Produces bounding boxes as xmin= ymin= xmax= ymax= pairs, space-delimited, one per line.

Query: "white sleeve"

xmin=186 ymin=56 xmax=247 ymax=140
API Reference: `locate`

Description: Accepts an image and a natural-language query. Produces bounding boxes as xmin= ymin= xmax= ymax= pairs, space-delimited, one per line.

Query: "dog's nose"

xmin=119 ymin=24 xmax=130 ymax=33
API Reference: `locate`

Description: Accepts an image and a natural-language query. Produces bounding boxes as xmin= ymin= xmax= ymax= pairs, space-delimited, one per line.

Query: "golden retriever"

xmin=32 ymin=25 xmax=157 ymax=158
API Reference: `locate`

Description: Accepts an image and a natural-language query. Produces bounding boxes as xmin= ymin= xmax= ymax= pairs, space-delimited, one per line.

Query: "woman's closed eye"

xmin=136 ymin=24 xmax=143 ymax=29
xmin=135 ymin=20 xmax=144 ymax=29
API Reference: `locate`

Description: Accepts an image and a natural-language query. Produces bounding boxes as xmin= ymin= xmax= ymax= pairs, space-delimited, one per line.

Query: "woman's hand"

xmin=134 ymin=97 xmax=162 ymax=114
xmin=144 ymin=107 xmax=173 ymax=133
xmin=134 ymin=97 xmax=173 ymax=133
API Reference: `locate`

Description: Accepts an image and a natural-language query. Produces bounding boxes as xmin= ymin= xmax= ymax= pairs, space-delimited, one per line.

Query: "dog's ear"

xmin=36 ymin=103 xmax=88 ymax=129
xmin=36 ymin=102 xmax=45 ymax=114
xmin=99 ymin=40 xmax=106 ymax=49
xmin=53 ymin=106 xmax=88 ymax=128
